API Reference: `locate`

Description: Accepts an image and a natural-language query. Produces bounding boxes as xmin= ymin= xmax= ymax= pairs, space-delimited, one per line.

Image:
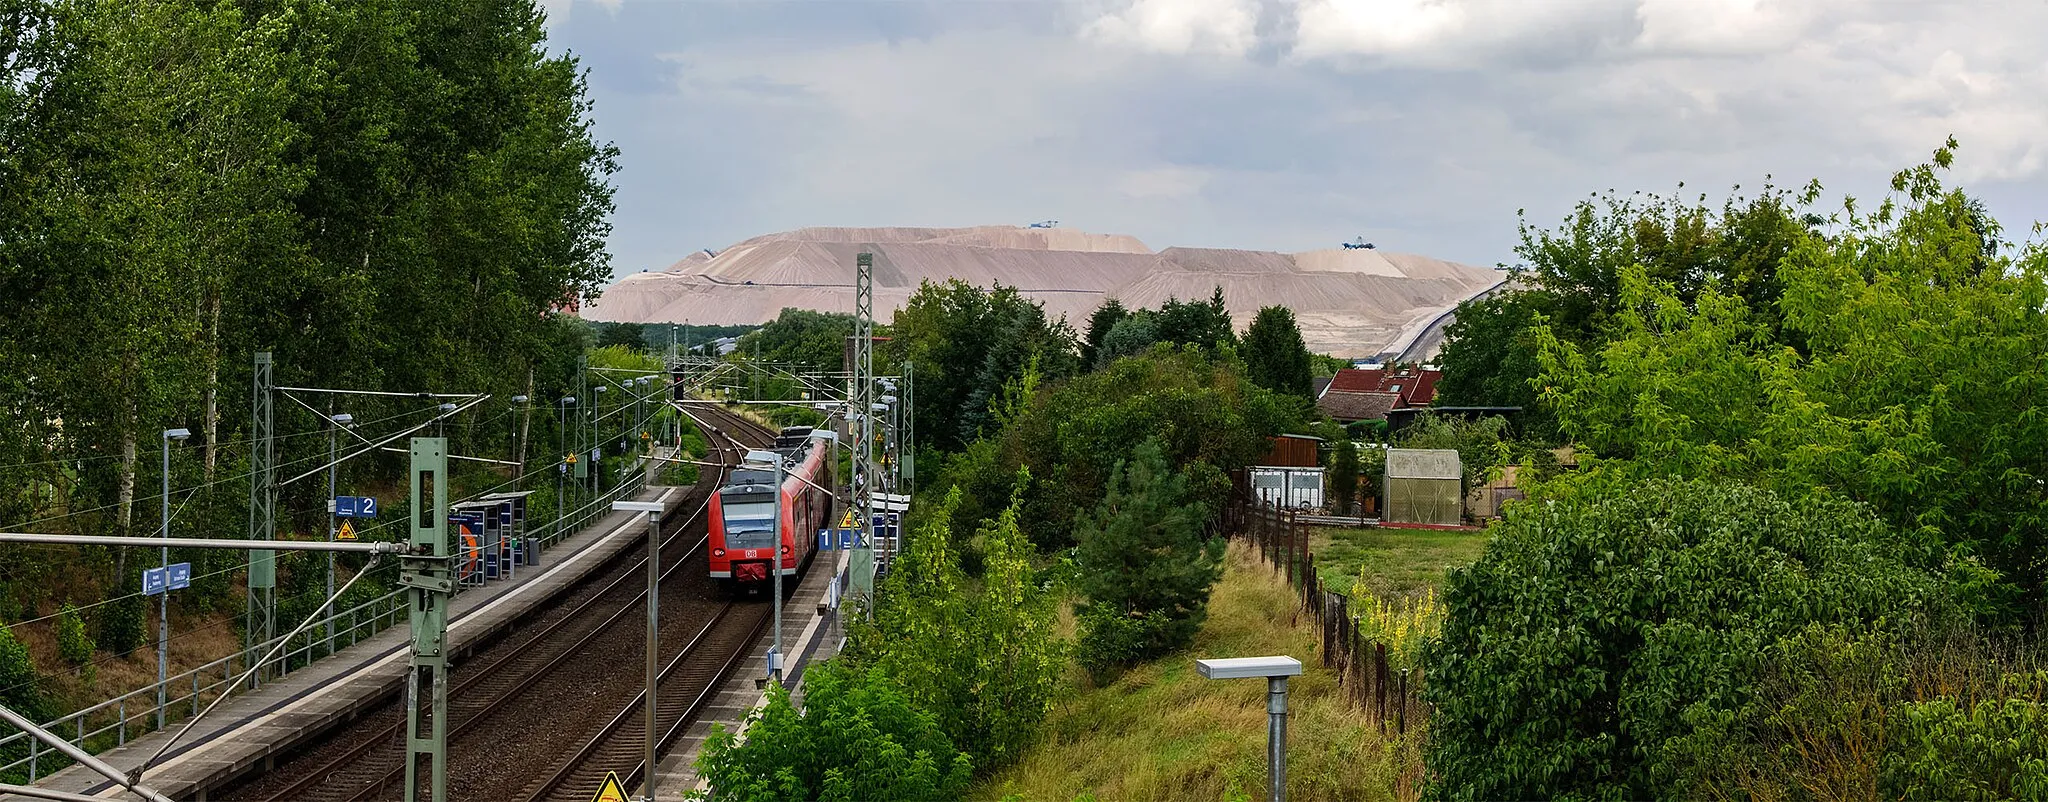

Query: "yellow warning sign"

xmin=337 ymin=520 xmax=357 ymax=541
xmin=590 ymin=771 xmax=630 ymax=802
xmin=839 ymin=509 xmax=856 ymax=529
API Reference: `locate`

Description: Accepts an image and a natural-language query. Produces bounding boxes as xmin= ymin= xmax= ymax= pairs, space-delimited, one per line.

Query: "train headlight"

xmin=712 ymin=548 xmax=725 ymax=558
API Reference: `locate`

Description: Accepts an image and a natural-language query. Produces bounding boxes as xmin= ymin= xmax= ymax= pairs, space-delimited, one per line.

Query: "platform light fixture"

xmin=1197 ymin=655 xmax=1304 ymax=802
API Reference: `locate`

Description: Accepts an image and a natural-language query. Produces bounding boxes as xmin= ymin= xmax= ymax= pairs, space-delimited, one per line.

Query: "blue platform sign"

xmin=335 ymin=495 xmax=379 ymax=518
xmin=142 ymin=567 xmax=167 ymax=596
xmin=167 ymin=562 xmax=191 ymax=591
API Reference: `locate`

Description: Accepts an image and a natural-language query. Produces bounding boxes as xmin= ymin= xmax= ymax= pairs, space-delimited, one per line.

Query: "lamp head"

xmin=561 ymin=396 xmax=577 ymax=406
xmin=512 ymin=395 xmax=529 ymax=403
xmin=437 ymin=403 xmax=457 ymax=412
xmin=163 ymin=428 xmax=191 ymax=442
xmin=330 ymin=413 xmax=354 ymax=425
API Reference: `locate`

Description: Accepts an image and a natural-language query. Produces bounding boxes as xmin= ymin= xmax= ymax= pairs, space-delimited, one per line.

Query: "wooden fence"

xmin=1235 ymin=498 xmax=1430 ymax=735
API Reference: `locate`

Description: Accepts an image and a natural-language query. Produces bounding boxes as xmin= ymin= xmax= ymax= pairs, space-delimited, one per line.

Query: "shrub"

xmin=691 ymin=662 xmax=972 ymax=801
xmin=1882 ymin=672 xmax=2048 ymax=800
xmin=1423 ymin=479 xmax=1966 ymax=801
xmin=0 ymin=624 xmax=39 ymax=713
xmin=1074 ymin=605 xmax=1166 ymax=685
xmin=56 ymin=603 xmax=93 ymax=666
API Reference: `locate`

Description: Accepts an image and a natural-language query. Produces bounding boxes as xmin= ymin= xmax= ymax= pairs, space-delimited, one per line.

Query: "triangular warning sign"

xmin=590 ymin=771 xmax=631 ymax=802
xmin=337 ymin=520 xmax=357 ymax=541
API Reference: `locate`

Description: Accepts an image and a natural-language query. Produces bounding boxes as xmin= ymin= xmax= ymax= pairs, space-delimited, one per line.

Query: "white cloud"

xmin=544 ymin=0 xmax=2048 ymax=281
xmin=1083 ymin=0 xmax=1261 ymax=57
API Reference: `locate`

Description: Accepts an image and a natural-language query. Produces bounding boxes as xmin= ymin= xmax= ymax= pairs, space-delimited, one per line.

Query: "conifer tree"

xmin=1242 ymin=305 xmax=1313 ymax=398
xmin=1075 ymin=438 xmax=1225 ymax=664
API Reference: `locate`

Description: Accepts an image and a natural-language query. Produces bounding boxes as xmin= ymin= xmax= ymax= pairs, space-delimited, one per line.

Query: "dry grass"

xmin=974 ymin=541 xmax=1423 ymax=802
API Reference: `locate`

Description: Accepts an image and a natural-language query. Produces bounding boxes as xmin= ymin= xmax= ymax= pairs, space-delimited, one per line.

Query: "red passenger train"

xmin=707 ymin=426 xmax=834 ymax=592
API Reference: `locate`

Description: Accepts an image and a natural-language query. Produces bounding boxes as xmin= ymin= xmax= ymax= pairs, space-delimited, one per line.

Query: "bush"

xmin=1423 ymin=479 xmax=1968 ymax=801
xmin=56 ymin=603 xmax=93 ymax=666
xmin=691 ymin=662 xmax=972 ymax=801
xmin=1882 ymin=672 xmax=2048 ymax=800
xmin=0 ymin=624 xmax=39 ymax=713
xmin=1075 ymin=606 xmax=1167 ymax=685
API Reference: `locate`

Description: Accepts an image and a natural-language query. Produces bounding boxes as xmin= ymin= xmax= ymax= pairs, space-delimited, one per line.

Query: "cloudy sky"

xmin=539 ymin=0 xmax=2048 ymax=278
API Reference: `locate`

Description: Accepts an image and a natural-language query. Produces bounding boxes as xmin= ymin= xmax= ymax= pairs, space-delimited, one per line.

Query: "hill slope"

xmin=584 ymin=226 xmax=1501 ymax=358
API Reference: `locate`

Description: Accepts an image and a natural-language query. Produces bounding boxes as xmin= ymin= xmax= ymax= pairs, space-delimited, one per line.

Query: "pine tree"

xmin=1075 ymin=438 xmax=1225 ymax=665
xmin=1081 ymin=298 xmax=1128 ymax=367
xmin=1242 ymin=305 xmax=1313 ymax=398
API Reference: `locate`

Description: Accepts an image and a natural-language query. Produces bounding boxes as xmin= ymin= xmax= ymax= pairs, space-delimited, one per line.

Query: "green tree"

xmin=1531 ymin=144 xmax=2048 ymax=611
xmin=891 ymin=280 xmax=1077 ymax=453
xmin=1095 ymin=313 xmax=1157 ymax=366
xmin=1241 ymin=305 xmax=1313 ymax=398
xmin=0 ymin=622 xmax=39 ymax=715
xmin=1080 ymin=297 xmax=1128 ymax=368
xmin=1423 ymin=479 xmax=1972 ymax=801
xmin=1152 ymin=287 xmax=1235 ymax=351
xmin=845 ymin=486 xmax=1064 ymax=771
xmin=738 ymin=308 xmax=856 ymax=370
xmin=1075 ymin=438 xmax=1225 ymax=674
xmin=1433 ymin=291 xmax=1555 ymax=436
xmin=1327 ymin=439 xmax=1359 ymax=516
xmin=596 ymin=322 xmax=646 ymax=350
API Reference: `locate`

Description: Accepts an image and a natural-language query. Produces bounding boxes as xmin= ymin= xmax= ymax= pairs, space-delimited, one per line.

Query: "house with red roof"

xmin=1315 ymin=365 xmax=1441 ymax=424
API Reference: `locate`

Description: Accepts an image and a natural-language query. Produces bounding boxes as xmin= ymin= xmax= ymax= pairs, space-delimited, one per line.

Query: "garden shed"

xmin=1384 ymin=448 xmax=1463 ymax=526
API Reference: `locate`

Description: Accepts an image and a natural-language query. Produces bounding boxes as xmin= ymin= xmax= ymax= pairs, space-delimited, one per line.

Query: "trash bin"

xmin=523 ymin=537 xmax=541 ymax=566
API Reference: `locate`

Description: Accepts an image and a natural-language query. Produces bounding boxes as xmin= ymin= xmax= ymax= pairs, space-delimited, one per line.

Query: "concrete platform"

xmin=13 ymin=481 xmax=694 ymax=802
xmin=654 ymin=546 xmax=849 ymax=797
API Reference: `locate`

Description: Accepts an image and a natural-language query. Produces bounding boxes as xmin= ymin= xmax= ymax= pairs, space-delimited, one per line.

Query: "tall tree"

xmin=1241 ymin=305 xmax=1313 ymax=398
xmin=1080 ymin=297 xmax=1127 ymax=368
xmin=1075 ymin=438 xmax=1225 ymax=662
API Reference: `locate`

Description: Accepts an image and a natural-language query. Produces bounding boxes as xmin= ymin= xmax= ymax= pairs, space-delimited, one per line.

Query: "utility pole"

xmin=905 ymin=361 xmax=916 ymax=498
xmin=402 ymin=438 xmax=452 ymax=802
xmin=850 ymin=253 xmax=876 ymax=610
xmin=246 ymin=352 xmax=276 ymax=684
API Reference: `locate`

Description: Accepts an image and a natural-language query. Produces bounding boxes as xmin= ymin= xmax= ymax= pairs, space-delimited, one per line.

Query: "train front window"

xmin=723 ymin=499 xmax=778 ymax=549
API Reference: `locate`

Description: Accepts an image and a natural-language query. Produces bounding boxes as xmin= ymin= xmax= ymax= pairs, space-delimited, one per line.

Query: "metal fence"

xmin=0 ymin=457 xmax=654 ymax=783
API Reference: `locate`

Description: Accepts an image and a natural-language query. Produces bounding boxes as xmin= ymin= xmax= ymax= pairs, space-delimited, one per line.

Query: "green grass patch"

xmin=1311 ymin=526 xmax=1488 ymax=604
xmin=974 ymin=542 xmax=1423 ymax=801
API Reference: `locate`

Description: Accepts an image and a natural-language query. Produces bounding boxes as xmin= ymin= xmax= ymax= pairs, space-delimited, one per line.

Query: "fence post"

xmin=1374 ymin=642 xmax=1389 ymax=732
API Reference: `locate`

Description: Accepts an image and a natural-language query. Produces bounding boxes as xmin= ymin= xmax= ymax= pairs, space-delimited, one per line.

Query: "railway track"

xmin=520 ymin=601 xmax=772 ymax=801
xmin=220 ymin=403 xmax=776 ymax=801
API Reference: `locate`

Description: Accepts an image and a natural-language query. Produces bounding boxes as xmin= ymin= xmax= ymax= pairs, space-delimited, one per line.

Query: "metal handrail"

xmin=0 ymin=453 xmax=658 ymax=783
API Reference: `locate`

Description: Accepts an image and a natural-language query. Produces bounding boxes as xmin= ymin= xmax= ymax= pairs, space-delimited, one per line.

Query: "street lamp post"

xmin=611 ymin=500 xmax=664 ymax=801
xmin=741 ymin=449 xmax=788 ymax=683
xmin=325 ymin=413 xmax=353 ymax=656
xmin=1197 ymin=656 xmax=1304 ymax=802
xmin=592 ymin=385 xmax=607 ymax=496
xmin=558 ymin=397 xmax=577 ymax=539
xmin=158 ymin=428 xmax=190 ymax=730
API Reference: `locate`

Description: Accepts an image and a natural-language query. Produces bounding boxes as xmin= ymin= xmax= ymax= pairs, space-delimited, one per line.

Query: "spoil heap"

xmin=584 ymin=225 xmax=1502 ymax=358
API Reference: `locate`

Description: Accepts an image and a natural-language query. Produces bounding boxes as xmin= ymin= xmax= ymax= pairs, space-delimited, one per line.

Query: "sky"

xmin=538 ymin=0 xmax=2048 ymax=278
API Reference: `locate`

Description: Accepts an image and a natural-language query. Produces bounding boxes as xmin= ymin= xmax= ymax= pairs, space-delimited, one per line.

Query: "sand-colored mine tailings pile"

xmin=583 ymin=225 xmax=1505 ymax=359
